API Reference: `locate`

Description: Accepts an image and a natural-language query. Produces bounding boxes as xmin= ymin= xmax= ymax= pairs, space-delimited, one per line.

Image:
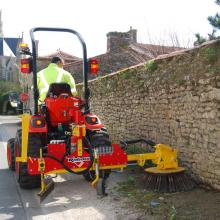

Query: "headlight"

xmin=31 ymin=118 xmax=46 ymax=128
xmin=85 ymin=116 xmax=99 ymax=124
xmin=10 ymin=102 xmax=18 ymax=107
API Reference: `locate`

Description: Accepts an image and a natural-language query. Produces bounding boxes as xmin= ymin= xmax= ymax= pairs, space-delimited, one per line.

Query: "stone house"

xmin=0 ymin=56 xmax=19 ymax=82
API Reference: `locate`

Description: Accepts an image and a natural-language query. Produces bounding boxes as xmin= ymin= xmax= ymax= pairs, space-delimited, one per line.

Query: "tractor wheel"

xmin=15 ymin=130 xmax=41 ymax=189
xmin=7 ymin=138 xmax=15 ymax=171
xmin=83 ymin=129 xmax=111 ymax=182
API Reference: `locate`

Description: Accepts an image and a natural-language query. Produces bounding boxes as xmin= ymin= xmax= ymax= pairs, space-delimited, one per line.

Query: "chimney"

xmin=129 ymin=26 xmax=137 ymax=43
xmin=107 ymin=27 xmax=137 ymax=52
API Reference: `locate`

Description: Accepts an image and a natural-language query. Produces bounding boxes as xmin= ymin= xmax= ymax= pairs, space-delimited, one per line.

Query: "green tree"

xmin=208 ymin=0 xmax=220 ymax=29
xmin=194 ymin=0 xmax=220 ymax=45
xmin=0 ymin=80 xmax=22 ymax=97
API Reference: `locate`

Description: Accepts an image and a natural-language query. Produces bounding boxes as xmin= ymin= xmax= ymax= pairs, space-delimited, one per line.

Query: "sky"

xmin=1 ymin=0 xmax=219 ymax=57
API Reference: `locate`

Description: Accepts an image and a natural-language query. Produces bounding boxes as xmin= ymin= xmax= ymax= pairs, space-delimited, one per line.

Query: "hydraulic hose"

xmin=120 ymin=139 xmax=156 ymax=149
xmin=43 ymin=138 xmax=94 ymax=175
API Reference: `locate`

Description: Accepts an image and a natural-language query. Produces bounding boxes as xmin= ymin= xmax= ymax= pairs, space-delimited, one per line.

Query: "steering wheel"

xmin=59 ymin=93 xmax=69 ymax=99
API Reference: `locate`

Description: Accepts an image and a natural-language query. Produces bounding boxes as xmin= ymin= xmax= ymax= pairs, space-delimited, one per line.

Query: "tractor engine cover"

xmin=45 ymin=96 xmax=81 ymax=126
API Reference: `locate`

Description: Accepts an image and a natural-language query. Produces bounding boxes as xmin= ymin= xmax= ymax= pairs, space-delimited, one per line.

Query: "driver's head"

xmin=51 ymin=56 xmax=64 ymax=68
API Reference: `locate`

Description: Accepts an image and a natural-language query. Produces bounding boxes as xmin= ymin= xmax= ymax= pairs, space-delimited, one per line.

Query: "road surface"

xmin=0 ymin=116 xmax=141 ymax=220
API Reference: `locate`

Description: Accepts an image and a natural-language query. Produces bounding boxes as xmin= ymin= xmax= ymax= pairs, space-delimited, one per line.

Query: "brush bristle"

xmin=143 ymin=171 xmax=195 ymax=193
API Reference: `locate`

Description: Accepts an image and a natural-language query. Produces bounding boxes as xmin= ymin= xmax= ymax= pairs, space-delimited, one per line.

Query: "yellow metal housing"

xmin=127 ymin=144 xmax=179 ymax=170
xmin=145 ymin=166 xmax=185 ymax=174
xmin=16 ymin=113 xmax=30 ymax=162
xmin=127 ymin=153 xmax=157 ymax=166
xmin=154 ymin=144 xmax=178 ymax=170
xmin=77 ymin=139 xmax=83 ymax=156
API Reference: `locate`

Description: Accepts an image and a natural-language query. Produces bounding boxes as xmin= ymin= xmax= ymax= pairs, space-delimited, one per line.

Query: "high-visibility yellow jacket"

xmin=37 ymin=63 xmax=77 ymax=102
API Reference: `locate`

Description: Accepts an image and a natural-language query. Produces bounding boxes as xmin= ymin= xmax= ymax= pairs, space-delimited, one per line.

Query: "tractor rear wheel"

xmin=83 ymin=129 xmax=111 ymax=182
xmin=15 ymin=130 xmax=41 ymax=189
xmin=7 ymin=138 xmax=15 ymax=171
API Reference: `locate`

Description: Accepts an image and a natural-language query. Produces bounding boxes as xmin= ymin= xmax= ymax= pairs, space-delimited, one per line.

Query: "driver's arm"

xmin=63 ymin=71 xmax=77 ymax=96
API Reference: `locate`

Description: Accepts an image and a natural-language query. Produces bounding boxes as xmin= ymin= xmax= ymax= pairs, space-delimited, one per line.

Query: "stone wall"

xmin=77 ymin=40 xmax=220 ymax=190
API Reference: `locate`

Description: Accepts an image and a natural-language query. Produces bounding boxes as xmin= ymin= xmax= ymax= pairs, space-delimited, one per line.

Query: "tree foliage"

xmin=0 ymin=80 xmax=22 ymax=97
xmin=208 ymin=0 xmax=220 ymax=29
xmin=194 ymin=0 xmax=220 ymax=45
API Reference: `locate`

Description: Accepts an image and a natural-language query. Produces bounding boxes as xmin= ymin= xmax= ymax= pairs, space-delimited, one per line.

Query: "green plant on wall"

xmin=119 ymin=68 xmax=134 ymax=79
xmin=109 ymin=77 xmax=118 ymax=90
xmin=208 ymin=66 xmax=220 ymax=74
xmin=120 ymin=71 xmax=130 ymax=79
xmin=144 ymin=60 xmax=158 ymax=72
xmin=201 ymin=47 xmax=218 ymax=63
xmin=96 ymin=76 xmax=107 ymax=92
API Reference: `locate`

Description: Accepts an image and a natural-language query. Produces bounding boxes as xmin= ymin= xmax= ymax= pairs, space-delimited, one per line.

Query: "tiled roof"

xmin=38 ymin=49 xmax=82 ymax=63
xmin=65 ymin=43 xmax=182 ymax=68
xmin=130 ymin=43 xmax=182 ymax=58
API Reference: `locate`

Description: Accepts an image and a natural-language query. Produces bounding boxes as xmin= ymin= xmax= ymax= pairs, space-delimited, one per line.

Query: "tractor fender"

xmin=83 ymin=114 xmax=104 ymax=130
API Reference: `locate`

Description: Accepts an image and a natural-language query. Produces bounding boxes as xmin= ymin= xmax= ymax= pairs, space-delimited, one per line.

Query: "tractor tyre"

xmin=7 ymin=138 xmax=15 ymax=171
xmin=15 ymin=129 xmax=41 ymax=189
xmin=83 ymin=129 xmax=111 ymax=182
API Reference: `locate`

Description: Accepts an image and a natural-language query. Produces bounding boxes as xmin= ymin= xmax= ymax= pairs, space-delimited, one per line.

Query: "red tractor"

xmin=7 ymin=27 xmax=193 ymax=202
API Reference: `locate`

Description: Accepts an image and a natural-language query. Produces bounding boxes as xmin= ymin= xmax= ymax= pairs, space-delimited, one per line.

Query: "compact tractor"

xmin=7 ymin=28 xmax=193 ymax=202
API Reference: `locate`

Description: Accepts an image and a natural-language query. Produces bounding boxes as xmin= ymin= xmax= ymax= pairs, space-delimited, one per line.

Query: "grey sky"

xmin=1 ymin=0 xmax=219 ymax=57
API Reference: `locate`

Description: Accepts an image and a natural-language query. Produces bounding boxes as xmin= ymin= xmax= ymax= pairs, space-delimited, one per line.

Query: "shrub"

xmin=144 ymin=60 xmax=158 ymax=72
xmin=0 ymin=80 xmax=22 ymax=97
xmin=201 ymin=47 xmax=218 ymax=63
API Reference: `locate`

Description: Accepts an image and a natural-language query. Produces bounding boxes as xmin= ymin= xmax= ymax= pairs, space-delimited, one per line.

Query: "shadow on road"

xmin=0 ymin=170 xmax=126 ymax=220
xmin=0 ymin=169 xmax=27 ymax=220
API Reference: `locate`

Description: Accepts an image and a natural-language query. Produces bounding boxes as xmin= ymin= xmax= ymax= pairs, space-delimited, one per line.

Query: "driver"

xmin=37 ymin=56 xmax=77 ymax=103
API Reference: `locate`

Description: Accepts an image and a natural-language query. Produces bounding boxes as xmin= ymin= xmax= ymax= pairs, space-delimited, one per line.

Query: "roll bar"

xmin=30 ymin=27 xmax=90 ymax=115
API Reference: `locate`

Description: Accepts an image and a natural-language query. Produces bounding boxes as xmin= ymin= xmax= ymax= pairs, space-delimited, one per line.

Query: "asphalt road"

xmin=0 ymin=116 xmax=26 ymax=220
xmin=0 ymin=116 xmax=140 ymax=220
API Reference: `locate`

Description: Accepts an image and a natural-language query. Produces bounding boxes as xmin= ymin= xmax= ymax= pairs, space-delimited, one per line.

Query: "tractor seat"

xmin=46 ymin=83 xmax=72 ymax=97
